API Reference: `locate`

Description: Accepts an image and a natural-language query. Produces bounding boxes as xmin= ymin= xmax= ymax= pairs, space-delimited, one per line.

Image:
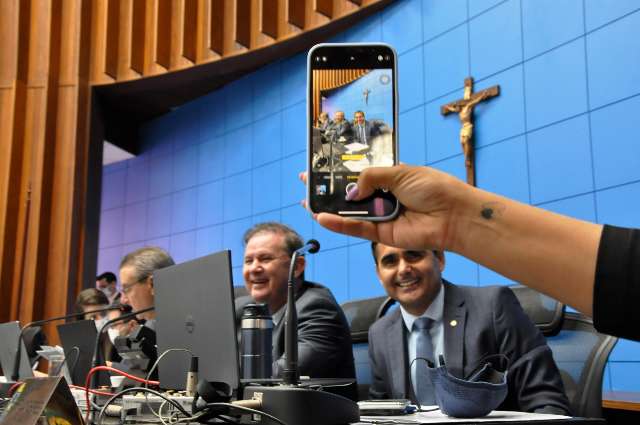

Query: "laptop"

xmin=57 ymin=319 xmax=110 ymax=386
xmin=0 ymin=321 xmax=33 ymax=380
xmin=154 ymin=250 xmax=240 ymax=392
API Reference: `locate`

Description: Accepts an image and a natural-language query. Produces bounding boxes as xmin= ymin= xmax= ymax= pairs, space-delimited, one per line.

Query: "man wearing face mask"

xmin=367 ymin=242 xmax=570 ymax=414
xmin=96 ymin=271 xmax=120 ymax=303
xmin=104 ymin=303 xmax=137 ymax=365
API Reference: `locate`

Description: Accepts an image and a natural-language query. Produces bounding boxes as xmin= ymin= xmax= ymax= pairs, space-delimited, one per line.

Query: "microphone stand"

xmin=242 ymin=241 xmax=359 ymax=425
xmin=282 ymin=252 xmax=300 ymax=385
xmin=10 ymin=305 xmax=124 ymax=382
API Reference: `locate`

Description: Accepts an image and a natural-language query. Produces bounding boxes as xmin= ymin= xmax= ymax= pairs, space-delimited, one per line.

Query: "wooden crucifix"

xmin=441 ymin=77 xmax=500 ymax=186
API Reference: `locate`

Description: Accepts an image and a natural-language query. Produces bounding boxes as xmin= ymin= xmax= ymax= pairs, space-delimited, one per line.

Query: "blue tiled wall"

xmin=99 ymin=0 xmax=640 ymax=391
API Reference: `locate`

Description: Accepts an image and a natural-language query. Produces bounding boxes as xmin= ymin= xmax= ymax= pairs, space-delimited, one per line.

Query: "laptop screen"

xmin=154 ymin=250 xmax=239 ymax=391
xmin=0 ymin=321 xmax=33 ymax=380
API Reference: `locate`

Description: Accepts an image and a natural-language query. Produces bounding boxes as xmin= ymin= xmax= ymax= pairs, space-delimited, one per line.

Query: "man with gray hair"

xmin=237 ymin=222 xmax=355 ymax=380
xmin=119 ymin=246 xmax=175 ymax=323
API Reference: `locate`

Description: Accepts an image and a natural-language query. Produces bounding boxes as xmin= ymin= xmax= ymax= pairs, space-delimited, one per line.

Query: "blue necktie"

xmin=414 ymin=317 xmax=436 ymax=405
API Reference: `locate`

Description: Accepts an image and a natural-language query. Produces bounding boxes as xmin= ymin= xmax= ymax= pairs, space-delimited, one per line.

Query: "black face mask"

xmin=427 ymin=355 xmax=508 ymax=418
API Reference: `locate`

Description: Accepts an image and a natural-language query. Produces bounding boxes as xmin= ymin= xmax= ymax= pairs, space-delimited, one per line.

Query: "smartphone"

xmin=307 ymin=43 xmax=399 ymax=220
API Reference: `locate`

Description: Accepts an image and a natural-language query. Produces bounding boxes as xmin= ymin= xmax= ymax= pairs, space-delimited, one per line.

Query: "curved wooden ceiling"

xmin=95 ymin=0 xmax=394 ymax=148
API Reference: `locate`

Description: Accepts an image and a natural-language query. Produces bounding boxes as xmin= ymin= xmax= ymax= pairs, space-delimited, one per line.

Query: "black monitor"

xmin=154 ymin=250 xmax=239 ymax=391
xmin=0 ymin=322 xmax=33 ymax=380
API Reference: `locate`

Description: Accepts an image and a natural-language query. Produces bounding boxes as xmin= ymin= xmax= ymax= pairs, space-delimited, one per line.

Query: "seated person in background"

xmin=96 ymin=271 xmax=120 ymax=303
xmin=236 ymin=222 xmax=355 ymax=379
xmin=368 ymin=242 xmax=570 ymax=414
xmin=316 ymin=111 xmax=332 ymax=134
xmin=118 ymin=246 xmax=175 ymax=328
xmin=74 ymin=288 xmax=109 ymax=324
xmin=104 ymin=303 xmax=137 ymax=365
xmin=326 ymin=110 xmax=352 ymax=143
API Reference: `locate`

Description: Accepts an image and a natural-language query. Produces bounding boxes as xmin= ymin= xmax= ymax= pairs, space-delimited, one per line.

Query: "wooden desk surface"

xmin=603 ymin=391 xmax=640 ymax=412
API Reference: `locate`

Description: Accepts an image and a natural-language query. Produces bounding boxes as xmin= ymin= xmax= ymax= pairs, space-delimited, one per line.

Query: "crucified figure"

xmin=441 ymin=77 xmax=500 ymax=186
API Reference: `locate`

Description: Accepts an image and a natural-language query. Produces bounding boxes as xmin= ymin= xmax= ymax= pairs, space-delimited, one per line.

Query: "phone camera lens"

xmin=322 ymin=56 xmax=327 ymax=62
xmin=377 ymin=55 xmax=383 ymax=61
xmin=350 ymin=56 xmax=355 ymax=61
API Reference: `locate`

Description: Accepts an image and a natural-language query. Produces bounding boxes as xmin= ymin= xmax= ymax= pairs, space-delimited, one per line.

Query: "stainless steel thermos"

xmin=240 ymin=303 xmax=273 ymax=380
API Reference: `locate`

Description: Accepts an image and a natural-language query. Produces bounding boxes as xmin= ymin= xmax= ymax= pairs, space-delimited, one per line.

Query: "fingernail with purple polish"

xmin=345 ymin=184 xmax=359 ymax=201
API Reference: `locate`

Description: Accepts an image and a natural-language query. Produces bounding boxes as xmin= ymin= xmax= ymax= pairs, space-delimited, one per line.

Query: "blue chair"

xmin=509 ymin=285 xmax=617 ymax=418
xmin=341 ymin=296 xmax=396 ymax=400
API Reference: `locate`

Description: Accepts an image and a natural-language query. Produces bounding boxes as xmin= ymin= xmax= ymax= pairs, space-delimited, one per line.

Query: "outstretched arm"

xmin=310 ymin=165 xmax=601 ymax=316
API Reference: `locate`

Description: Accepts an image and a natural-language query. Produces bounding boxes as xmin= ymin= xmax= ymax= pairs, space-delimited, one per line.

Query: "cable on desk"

xmin=97 ymin=386 xmax=191 ymax=425
xmin=143 ymin=348 xmax=194 ymax=421
xmin=84 ymin=365 xmax=160 ymax=423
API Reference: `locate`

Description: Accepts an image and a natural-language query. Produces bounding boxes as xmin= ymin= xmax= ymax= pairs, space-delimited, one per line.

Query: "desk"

xmin=603 ymin=390 xmax=640 ymax=411
xmin=602 ymin=391 xmax=640 ymax=424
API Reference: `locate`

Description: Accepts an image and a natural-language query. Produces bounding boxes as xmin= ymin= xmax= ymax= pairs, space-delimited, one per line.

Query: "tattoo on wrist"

xmin=480 ymin=202 xmax=505 ymax=220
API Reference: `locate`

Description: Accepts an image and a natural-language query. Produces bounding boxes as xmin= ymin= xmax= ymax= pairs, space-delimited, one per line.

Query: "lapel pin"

xmin=450 ymin=320 xmax=458 ymax=327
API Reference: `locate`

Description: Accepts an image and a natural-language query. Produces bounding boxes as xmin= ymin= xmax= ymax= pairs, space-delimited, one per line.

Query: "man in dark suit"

xmin=368 ymin=242 xmax=570 ymax=414
xmin=352 ymin=110 xmax=382 ymax=146
xmin=326 ymin=110 xmax=352 ymax=143
xmin=236 ymin=222 xmax=355 ymax=379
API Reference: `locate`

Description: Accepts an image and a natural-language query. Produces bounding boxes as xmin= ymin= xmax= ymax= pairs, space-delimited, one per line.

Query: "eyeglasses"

xmin=121 ymin=278 xmax=147 ymax=295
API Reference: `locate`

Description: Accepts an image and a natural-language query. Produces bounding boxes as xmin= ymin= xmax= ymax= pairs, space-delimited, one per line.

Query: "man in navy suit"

xmin=352 ymin=110 xmax=382 ymax=146
xmin=367 ymin=242 xmax=570 ymax=414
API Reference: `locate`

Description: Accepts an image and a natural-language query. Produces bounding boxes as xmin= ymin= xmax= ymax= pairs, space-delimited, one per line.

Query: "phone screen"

xmin=307 ymin=44 xmax=398 ymax=219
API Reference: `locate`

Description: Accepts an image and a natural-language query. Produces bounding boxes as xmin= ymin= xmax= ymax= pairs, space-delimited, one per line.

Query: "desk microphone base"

xmin=243 ymin=384 xmax=359 ymax=425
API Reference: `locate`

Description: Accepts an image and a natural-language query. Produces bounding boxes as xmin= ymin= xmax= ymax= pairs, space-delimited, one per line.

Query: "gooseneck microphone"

xmin=294 ymin=239 xmax=320 ymax=256
xmin=11 ymin=304 xmax=125 ymax=382
xmin=283 ymin=239 xmax=320 ymax=385
xmin=90 ymin=306 xmax=155 ymax=390
xmin=242 ymin=237 xmax=360 ymax=425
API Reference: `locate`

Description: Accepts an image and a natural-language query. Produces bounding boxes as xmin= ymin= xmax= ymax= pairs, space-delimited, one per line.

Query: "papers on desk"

xmin=344 ymin=142 xmax=370 ymax=153
xmin=359 ymin=409 xmax=570 ymax=424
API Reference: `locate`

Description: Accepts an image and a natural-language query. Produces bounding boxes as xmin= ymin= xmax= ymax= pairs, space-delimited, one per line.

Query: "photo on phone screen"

xmin=307 ymin=43 xmax=399 ymax=220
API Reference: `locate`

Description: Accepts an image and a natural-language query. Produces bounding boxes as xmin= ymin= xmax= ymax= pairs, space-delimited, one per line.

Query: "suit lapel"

xmin=384 ymin=310 xmax=407 ymax=398
xmin=442 ymin=281 xmax=467 ymax=378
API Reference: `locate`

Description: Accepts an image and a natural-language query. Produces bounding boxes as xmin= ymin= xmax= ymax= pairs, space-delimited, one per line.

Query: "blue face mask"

xmin=427 ymin=355 xmax=508 ymax=418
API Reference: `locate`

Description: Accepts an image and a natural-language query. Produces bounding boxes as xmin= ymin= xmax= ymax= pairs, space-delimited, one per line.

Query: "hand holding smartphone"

xmin=307 ymin=43 xmax=399 ymax=220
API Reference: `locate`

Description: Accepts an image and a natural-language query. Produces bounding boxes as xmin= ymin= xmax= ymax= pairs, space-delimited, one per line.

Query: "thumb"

xmin=347 ymin=166 xmax=403 ymax=201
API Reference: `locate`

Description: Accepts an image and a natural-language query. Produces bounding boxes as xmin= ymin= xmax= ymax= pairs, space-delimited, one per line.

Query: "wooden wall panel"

xmin=236 ymin=0 xmax=252 ymax=48
xmin=261 ymin=0 xmax=279 ymax=39
xmin=0 ymin=0 xmax=392 ymax=327
xmin=288 ymin=0 xmax=306 ymax=29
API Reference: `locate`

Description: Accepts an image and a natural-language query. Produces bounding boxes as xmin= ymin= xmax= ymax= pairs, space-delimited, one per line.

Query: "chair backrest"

xmin=341 ymin=296 xmax=395 ymax=400
xmin=545 ymin=312 xmax=617 ymax=418
xmin=509 ymin=285 xmax=617 ymax=418
xmin=509 ymin=284 xmax=565 ymax=336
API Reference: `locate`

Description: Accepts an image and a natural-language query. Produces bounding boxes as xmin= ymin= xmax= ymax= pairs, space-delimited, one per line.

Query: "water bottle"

xmin=240 ymin=303 xmax=273 ymax=380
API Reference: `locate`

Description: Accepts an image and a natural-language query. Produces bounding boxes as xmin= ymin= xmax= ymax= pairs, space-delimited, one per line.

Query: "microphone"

xmin=90 ymin=306 xmax=155 ymax=390
xmin=11 ymin=304 xmax=126 ymax=382
xmin=242 ymin=237 xmax=359 ymax=425
xmin=283 ymin=240 xmax=321 ymax=385
xmin=295 ymin=239 xmax=320 ymax=255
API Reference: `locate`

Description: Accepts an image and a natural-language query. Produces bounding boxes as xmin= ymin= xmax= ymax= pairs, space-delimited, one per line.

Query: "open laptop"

xmin=57 ymin=319 xmax=109 ymax=386
xmin=0 ymin=321 xmax=33 ymax=380
xmin=154 ymin=250 xmax=240 ymax=392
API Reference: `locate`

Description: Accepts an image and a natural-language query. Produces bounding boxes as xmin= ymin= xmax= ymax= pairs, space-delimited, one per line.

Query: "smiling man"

xmin=368 ymin=242 xmax=570 ymax=414
xmin=236 ymin=222 xmax=355 ymax=380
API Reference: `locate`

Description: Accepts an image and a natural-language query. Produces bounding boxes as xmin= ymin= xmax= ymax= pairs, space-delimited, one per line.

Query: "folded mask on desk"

xmin=427 ymin=355 xmax=508 ymax=418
